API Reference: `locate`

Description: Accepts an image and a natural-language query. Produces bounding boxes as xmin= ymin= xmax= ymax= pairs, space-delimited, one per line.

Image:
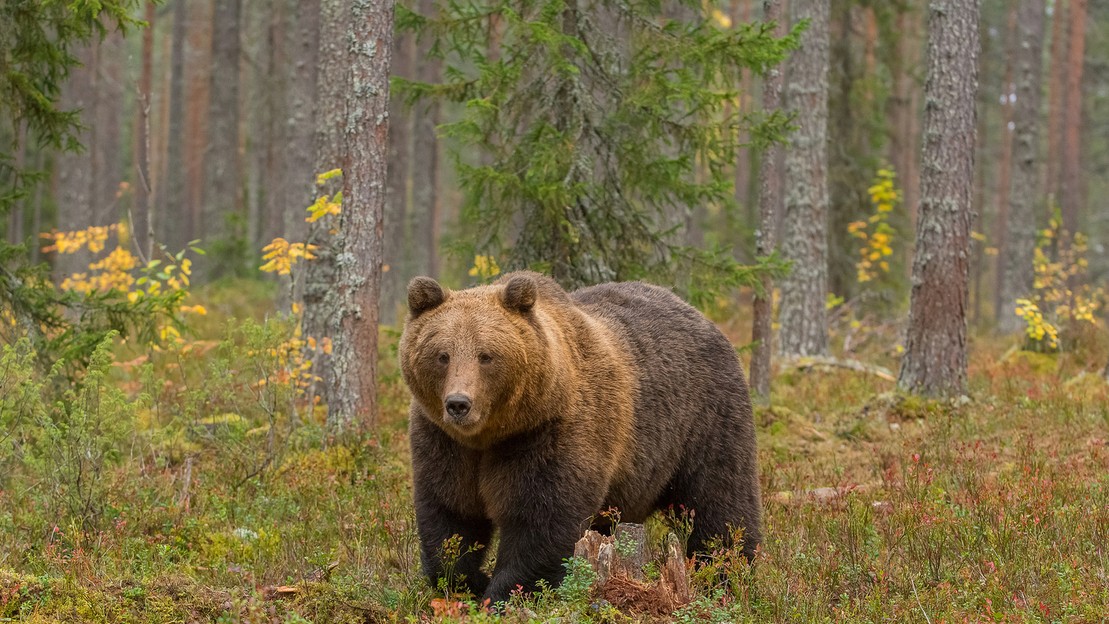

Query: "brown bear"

xmin=399 ymin=271 xmax=761 ymax=603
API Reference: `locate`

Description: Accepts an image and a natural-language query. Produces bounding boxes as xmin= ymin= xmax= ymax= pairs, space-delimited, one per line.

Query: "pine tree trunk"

xmin=134 ymin=1 xmax=156 ymax=261
xmin=888 ymin=3 xmax=923 ymax=284
xmin=248 ymin=1 xmax=288 ymax=253
xmin=991 ymin=5 xmax=1018 ymax=325
xmin=281 ymin=0 xmax=320 ymax=247
xmin=302 ymin=0 xmax=347 ymax=403
xmin=325 ymin=0 xmax=394 ymax=433
xmin=202 ymin=0 xmax=243 ymax=273
xmin=185 ymin=0 xmax=214 ymax=250
xmin=55 ymin=43 xmax=96 ymax=280
xmin=997 ymin=0 xmax=1045 ymax=334
xmin=382 ymin=31 xmax=413 ymax=325
xmin=733 ymin=0 xmax=755 ymax=221
xmin=413 ymin=0 xmax=442 ymax=279
xmin=7 ymin=120 xmax=27 ymax=246
xmin=1059 ymin=0 xmax=1085 ymax=240
xmin=161 ymin=0 xmax=188 ymax=251
xmin=748 ymin=0 xmax=786 ymax=402
xmin=778 ymin=0 xmax=830 ymax=358
xmin=898 ymin=0 xmax=980 ymax=398
xmin=93 ymin=31 xmax=125 ymax=226
xmin=1045 ymin=0 xmax=1067 ymax=201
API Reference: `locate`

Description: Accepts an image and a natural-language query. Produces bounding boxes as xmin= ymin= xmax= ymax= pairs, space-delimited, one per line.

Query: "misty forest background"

xmin=5 ymin=0 xmax=1108 ymax=335
xmin=2 ymin=0 xmax=1109 ymax=622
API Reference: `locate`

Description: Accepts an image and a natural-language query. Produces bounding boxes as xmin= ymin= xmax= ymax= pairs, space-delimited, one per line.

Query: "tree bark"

xmin=281 ymin=0 xmax=320 ymax=247
xmin=55 ymin=42 xmax=96 ymax=280
xmin=888 ymin=3 xmax=923 ymax=283
xmin=991 ymin=4 xmax=1017 ymax=325
xmin=1058 ymin=0 xmax=1085 ymax=240
xmin=897 ymin=0 xmax=980 ymax=398
xmin=7 ymin=120 xmax=27 ymax=246
xmin=161 ymin=0 xmax=188 ymax=251
xmin=413 ymin=0 xmax=442 ymax=279
xmin=246 ymin=0 xmax=286 ymax=253
xmin=325 ymin=0 xmax=394 ymax=433
xmin=92 ymin=30 xmax=125 ymax=226
xmin=185 ymin=0 xmax=214 ymax=251
xmin=202 ymin=0 xmax=243 ymax=273
xmin=1045 ymin=0 xmax=1067 ymax=202
xmin=382 ymin=30 xmax=413 ymax=324
xmin=997 ymin=0 xmax=1045 ymax=334
xmin=134 ymin=1 xmax=156 ymax=261
xmin=748 ymin=0 xmax=786 ymax=402
xmin=778 ymin=0 xmax=830 ymax=358
xmin=302 ymin=0 xmax=347 ymax=402
xmin=733 ymin=0 xmax=755 ymax=221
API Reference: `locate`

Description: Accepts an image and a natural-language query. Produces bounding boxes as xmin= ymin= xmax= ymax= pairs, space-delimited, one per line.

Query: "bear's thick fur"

xmin=399 ymin=271 xmax=761 ymax=602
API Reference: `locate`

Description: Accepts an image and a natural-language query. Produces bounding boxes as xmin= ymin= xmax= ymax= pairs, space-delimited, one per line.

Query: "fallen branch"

xmin=788 ymin=356 xmax=896 ymax=382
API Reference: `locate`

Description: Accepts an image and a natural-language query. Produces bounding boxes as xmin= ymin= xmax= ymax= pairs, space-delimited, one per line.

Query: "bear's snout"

xmin=444 ymin=393 xmax=473 ymax=421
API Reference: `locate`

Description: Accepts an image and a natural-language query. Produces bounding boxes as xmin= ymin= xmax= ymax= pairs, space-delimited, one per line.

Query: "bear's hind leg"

xmin=664 ymin=454 xmax=761 ymax=563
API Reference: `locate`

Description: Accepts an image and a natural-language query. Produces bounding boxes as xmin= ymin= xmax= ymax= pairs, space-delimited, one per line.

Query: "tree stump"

xmin=572 ymin=522 xmax=692 ymax=615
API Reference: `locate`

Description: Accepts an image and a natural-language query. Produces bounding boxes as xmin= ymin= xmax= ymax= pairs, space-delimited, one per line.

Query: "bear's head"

xmin=399 ymin=272 xmax=565 ymax=447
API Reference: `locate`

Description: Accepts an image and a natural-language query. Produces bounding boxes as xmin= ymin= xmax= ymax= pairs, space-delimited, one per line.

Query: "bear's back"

xmin=569 ymin=281 xmax=754 ymax=521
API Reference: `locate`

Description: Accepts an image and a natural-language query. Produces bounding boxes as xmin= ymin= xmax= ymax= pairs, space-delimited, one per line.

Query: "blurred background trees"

xmin=2 ymin=0 xmax=1108 ymax=400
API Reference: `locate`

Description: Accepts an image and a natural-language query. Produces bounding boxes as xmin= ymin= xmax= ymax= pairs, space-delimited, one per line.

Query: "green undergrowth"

xmin=2 ymin=285 xmax=1108 ymax=622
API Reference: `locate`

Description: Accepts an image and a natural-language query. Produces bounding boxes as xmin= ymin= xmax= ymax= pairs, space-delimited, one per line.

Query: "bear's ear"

xmin=502 ymin=274 xmax=537 ymax=314
xmin=408 ymin=277 xmax=446 ymax=318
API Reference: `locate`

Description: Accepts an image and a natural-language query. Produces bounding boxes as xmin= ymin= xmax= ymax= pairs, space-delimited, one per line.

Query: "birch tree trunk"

xmin=324 ymin=0 xmax=394 ymax=433
xmin=748 ymin=0 xmax=786 ymax=402
xmin=997 ymin=0 xmax=1045 ymax=334
xmin=898 ymin=0 xmax=980 ymax=397
xmin=778 ymin=0 xmax=830 ymax=358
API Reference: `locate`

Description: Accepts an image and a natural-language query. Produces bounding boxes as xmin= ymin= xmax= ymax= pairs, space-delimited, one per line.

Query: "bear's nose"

xmin=445 ymin=394 xmax=472 ymax=419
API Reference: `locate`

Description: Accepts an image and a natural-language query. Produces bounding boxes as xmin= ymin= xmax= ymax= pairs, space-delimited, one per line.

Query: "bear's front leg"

xmin=410 ymin=410 xmax=493 ymax=597
xmin=414 ymin=491 xmax=494 ymax=597
xmin=484 ymin=511 xmax=587 ymax=603
xmin=480 ymin=445 xmax=604 ymax=604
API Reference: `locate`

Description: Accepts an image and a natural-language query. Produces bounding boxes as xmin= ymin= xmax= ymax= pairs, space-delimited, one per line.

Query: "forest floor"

xmin=2 ymin=282 xmax=1108 ymax=623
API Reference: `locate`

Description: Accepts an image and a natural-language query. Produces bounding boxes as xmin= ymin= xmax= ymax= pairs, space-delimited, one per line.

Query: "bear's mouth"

xmin=443 ymin=411 xmax=481 ymax=429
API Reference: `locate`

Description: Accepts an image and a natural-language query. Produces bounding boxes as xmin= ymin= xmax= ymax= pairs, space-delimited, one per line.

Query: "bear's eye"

xmin=437 ymin=353 xmax=450 ymax=365
xmin=479 ymin=353 xmax=493 ymax=365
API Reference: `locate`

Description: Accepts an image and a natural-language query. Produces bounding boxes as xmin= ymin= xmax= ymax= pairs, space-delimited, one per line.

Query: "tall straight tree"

xmin=749 ymin=0 xmax=786 ymax=401
xmin=990 ymin=5 xmax=1017 ymax=325
xmin=202 ymin=0 xmax=243 ymax=272
xmin=382 ymin=31 xmax=414 ymax=323
xmin=161 ymin=0 xmax=188 ymax=251
xmin=778 ymin=0 xmax=830 ymax=358
xmin=412 ymin=0 xmax=442 ymax=279
xmin=54 ymin=43 xmax=96 ymax=279
xmin=281 ymin=0 xmax=320 ymax=246
xmin=302 ymin=0 xmax=347 ymax=404
xmin=898 ymin=0 xmax=980 ymax=397
xmin=1059 ymin=0 xmax=1086 ymax=239
xmin=323 ymin=0 xmax=394 ymax=432
xmin=1045 ymin=0 xmax=1067 ymax=200
xmin=134 ymin=1 xmax=156 ymax=261
xmin=997 ymin=0 xmax=1045 ymax=334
